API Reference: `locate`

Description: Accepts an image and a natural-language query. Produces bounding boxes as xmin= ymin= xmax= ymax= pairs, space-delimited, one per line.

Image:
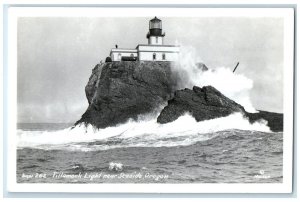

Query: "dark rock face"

xmin=246 ymin=111 xmax=283 ymax=132
xmin=157 ymin=86 xmax=246 ymax=123
xmin=157 ymin=85 xmax=283 ymax=132
xmin=77 ymin=61 xmax=283 ymax=132
xmin=85 ymin=64 xmax=103 ymax=104
xmin=76 ymin=61 xmax=178 ymax=128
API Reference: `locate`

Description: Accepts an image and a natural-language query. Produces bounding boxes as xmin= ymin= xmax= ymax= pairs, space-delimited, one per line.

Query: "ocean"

xmin=16 ymin=113 xmax=283 ymax=183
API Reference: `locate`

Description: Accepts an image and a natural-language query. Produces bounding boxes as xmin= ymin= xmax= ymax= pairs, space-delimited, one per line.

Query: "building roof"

xmin=110 ymin=48 xmax=138 ymax=53
xmin=136 ymin=44 xmax=180 ymax=48
xmin=150 ymin=16 xmax=161 ymax=23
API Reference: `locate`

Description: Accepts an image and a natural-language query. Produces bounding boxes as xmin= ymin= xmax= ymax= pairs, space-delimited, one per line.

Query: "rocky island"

xmin=75 ymin=61 xmax=283 ymax=132
xmin=75 ymin=17 xmax=283 ymax=132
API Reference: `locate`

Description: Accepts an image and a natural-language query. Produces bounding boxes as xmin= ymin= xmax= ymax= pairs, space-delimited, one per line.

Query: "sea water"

xmin=16 ymin=113 xmax=282 ymax=183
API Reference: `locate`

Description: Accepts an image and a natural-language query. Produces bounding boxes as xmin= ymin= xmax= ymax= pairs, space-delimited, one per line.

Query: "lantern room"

xmin=109 ymin=16 xmax=179 ymax=62
xmin=147 ymin=16 xmax=165 ymax=45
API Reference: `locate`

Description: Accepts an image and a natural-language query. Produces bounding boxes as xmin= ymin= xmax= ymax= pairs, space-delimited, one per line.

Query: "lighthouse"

xmin=110 ymin=17 xmax=180 ymax=62
xmin=147 ymin=16 xmax=165 ymax=45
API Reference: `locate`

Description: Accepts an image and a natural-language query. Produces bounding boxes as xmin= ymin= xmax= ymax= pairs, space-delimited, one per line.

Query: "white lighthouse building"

xmin=110 ymin=17 xmax=180 ymax=62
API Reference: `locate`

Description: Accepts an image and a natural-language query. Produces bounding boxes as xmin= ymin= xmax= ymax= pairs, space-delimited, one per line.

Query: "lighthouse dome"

xmin=147 ymin=16 xmax=165 ymax=39
xmin=149 ymin=16 xmax=162 ymax=29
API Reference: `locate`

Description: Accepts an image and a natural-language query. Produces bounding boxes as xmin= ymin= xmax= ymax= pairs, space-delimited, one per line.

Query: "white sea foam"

xmin=173 ymin=45 xmax=257 ymax=112
xmin=17 ymin=112 xmax=270 ymax=151
xmin=17 ymin=46 xmax=269 ymax=151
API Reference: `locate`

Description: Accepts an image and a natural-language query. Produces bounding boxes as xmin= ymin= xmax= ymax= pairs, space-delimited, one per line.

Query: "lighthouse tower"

xmin=147 ymin=16 xmax=165 ymax=45
xmin=110 ymin=16 xmax=179 ymax=61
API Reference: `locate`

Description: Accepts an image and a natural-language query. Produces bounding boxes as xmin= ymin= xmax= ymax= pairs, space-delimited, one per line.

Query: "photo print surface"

xmin=8 ymin=7 xmax=294 ymax=193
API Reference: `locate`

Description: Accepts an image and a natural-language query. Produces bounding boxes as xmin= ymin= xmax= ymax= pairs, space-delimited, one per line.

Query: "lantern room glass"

xmin=149 ymin=20 xmax=162 ymax=29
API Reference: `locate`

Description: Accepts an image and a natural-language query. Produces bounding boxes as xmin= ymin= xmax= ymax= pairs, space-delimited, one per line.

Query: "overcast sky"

xmin=17 ymin=17 xmax=284 ymax=123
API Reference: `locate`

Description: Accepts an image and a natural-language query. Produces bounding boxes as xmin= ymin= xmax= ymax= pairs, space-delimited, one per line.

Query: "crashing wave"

xmin=17 ymin=112 xmax=271 ymax=151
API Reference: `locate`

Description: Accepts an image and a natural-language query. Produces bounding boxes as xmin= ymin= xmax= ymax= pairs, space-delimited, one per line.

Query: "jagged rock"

xmin=76 ymin=61 xmax=178 ymax=128
xmin=76 ymin=61 xmax=283 ymax=132
xmin=157 ymin=85 xmax=246 ymax=123
xmin=246 ymin=111 xmax=283 ymax=132
xmin=157 ymin=85 xmax=283 ymax=132
xmin=85 ymin=64 xmax=103 ymax=104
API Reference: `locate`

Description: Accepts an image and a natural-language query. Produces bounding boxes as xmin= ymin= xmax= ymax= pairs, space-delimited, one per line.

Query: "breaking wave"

xmin=173 ymin=45 xmax=257 ymax=112
xmin=17 ymin=46 xmax=269 ymax=151
xmin=17 ymin=112 xmax=271 ymax=151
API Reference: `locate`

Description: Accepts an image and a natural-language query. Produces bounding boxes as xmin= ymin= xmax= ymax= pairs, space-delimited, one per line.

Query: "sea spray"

xmin=172 ymin=45 xmax=257 ymax=112
xmin=17 ymin=113 xmax=270 ymax=151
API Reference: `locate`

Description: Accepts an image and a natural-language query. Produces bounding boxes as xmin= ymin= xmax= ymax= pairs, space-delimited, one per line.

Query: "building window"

xmin=156 ymin=37 xmax=158 ymax=43
xmin=118 ymin=53 xmax=122 ymax=60
xmin=153 ymin=53 xmax=156 ymax=60
xmin=162 ymin=53 xmax=166 ymax=60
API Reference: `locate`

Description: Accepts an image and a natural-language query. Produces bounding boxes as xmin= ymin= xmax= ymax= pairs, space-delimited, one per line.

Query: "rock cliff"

xmin=76 ymin=61 xmax=283 ymax=132
xmin=156 ymin=86 xmax=283 ymax=132
xmin=75 ymin=61 xmax=179 ymax=128
xmin=246 ymin=111 xmax=283 ymax=132
xmin=157 ymin=86 xmax=246 ymax=123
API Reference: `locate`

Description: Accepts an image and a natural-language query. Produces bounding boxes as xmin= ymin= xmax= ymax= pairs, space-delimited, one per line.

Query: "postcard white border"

xmin=6 ymin=7 xmax=294 ymax=193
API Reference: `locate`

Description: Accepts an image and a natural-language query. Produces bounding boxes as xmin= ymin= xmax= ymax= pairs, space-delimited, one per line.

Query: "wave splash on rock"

xmin=18 ymin=112 xmax=272 ymax=151
xmin=75 ymin=54 xmax=282 ymax=132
